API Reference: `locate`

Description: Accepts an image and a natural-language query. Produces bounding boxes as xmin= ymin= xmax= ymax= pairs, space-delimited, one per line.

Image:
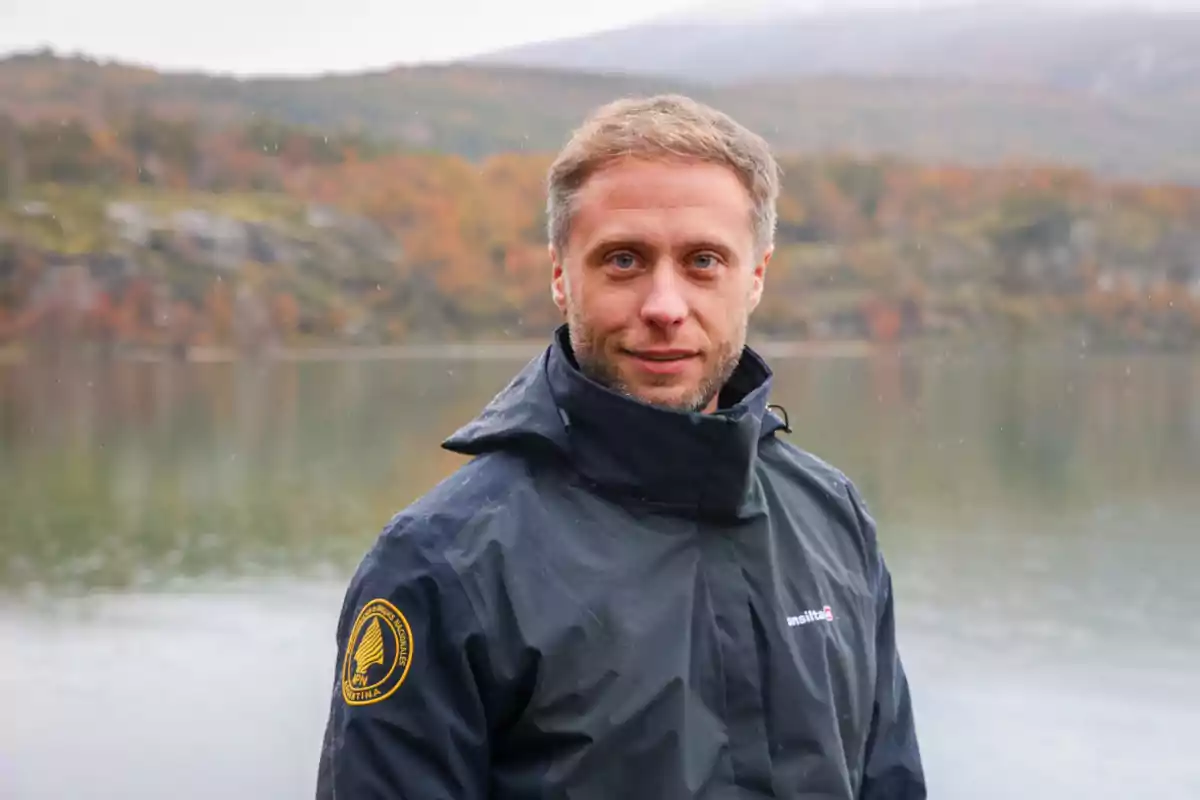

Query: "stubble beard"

xmin=565 ymin=307 xmax=746 ymax=414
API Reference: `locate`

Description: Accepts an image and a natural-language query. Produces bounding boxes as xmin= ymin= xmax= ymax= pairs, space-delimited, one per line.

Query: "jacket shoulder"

xmin=761 ymin=438 xmax=883 ymax=564
xmin=363 ymin=450 xmax=537 ymax=574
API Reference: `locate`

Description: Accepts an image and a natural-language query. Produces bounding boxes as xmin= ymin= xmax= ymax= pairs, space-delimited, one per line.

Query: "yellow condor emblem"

xmin=341 ymin=598 xmax=414 ymax=706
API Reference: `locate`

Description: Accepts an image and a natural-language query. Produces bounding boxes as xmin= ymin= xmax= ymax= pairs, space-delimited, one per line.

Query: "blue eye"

xmin=692 ymin=253 xmax=720 ymax=270
xmin=609 ymin=252 xmax=637 ymax=270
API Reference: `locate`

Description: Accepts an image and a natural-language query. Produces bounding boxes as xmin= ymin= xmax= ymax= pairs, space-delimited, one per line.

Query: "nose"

xmin=639 ymin=265 xmax=688 ymax=329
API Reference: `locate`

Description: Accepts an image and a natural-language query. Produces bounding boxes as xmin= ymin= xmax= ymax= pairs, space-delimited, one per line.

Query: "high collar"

xmin=442 ymin=325 xmax=785 ymax=521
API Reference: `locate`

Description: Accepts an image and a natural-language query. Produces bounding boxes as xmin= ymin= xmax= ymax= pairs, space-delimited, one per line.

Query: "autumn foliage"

xmin=2 ymin=109 xmax=1200 ymax=354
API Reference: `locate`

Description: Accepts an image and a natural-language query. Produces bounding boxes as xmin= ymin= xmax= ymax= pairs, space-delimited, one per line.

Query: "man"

xmin=316 ymin=94 xmax=925 ymax=799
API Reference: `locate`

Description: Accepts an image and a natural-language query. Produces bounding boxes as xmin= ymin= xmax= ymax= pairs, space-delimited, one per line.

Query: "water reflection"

xmin=0 ymin=355 xmax=515 ymax=593
xmin=2 ymin=349 xmax=1199 ymax=798
xmin=2 ymin=351 xmax=1198 ymax=596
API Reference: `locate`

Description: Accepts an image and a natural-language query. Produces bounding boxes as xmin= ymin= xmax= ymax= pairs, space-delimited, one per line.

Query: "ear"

xmin=748 ymin=247 xmax=772 ymax=312
xmin=550 ymin=244 xmax=568 ymax=314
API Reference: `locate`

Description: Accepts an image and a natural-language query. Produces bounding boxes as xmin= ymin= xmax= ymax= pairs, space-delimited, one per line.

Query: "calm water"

xmin=2 ymin=348 xmax=1199 ymax=799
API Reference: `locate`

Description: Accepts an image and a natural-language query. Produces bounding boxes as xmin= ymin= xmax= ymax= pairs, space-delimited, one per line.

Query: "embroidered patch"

xmin=341 ymin=598 xmax=414 ymax=706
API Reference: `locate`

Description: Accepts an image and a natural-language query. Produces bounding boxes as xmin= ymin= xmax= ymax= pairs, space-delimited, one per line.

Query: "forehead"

xmin=569 ymin=158 xmax=754 ymax=249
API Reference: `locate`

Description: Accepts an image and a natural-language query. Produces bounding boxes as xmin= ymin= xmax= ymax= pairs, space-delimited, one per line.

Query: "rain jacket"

xmin=316 ymin=325 xmax=925 ymax=799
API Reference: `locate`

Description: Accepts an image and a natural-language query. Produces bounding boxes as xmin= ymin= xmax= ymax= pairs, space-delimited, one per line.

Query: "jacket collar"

xmin=443 ymin=325 xmax=783 ymax=520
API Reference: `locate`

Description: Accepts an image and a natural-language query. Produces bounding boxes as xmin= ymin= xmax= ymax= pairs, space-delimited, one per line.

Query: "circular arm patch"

xmin=341 ymin=598 xmax=414 ymax=706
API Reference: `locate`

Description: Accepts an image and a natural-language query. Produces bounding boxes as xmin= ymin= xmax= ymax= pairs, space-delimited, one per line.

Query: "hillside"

xmin=477 ymin=5 xmax=1200 ymax=99
xmin=0 ymin=51 xmax=689 ymax=159
xmin=1 ymin=51 xmax=1199 ymax=183
xmin=3 ymin=109 xmax=1199 ymax=355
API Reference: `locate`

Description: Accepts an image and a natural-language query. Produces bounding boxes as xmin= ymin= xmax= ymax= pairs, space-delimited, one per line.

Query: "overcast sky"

xmin=2 ymin=0 xmax=1194 ymax=76
xmin=0 ymin=0 xmax=697 ymax=75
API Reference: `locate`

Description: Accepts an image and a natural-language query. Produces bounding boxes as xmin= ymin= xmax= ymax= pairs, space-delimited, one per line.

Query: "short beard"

xmin=565 ymin=310 xmax=745 ymax=414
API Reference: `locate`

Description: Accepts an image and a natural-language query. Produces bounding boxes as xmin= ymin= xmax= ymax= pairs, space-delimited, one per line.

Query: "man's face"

xmin=551 ymin=157 xmax=770 ymax=414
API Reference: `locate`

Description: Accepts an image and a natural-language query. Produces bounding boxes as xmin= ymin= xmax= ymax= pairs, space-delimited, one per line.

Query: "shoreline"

xmin=2 ymin=337 xmax=1194 ymax=366
xmin=0 ymin=339 xmax=879 ymax=365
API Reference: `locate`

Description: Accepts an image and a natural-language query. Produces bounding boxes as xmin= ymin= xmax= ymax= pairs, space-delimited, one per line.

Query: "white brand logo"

xmin=787 ymin=605 xmax=834 ymax=627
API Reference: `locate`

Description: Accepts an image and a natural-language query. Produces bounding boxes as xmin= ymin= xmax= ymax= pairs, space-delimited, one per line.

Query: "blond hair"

xmin=546 ymin=94 xmax=781 ymax=257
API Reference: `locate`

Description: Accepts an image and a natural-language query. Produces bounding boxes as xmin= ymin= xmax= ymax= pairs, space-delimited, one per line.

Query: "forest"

xmin=2 ymin=102 xmax=1200 ymax=355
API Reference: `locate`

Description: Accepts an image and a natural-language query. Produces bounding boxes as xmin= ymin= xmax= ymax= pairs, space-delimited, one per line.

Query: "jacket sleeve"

xmin=315 ymin=520 xmax=492 ymax=800
xmin=848 ymin=484 xmax=927 ymax=800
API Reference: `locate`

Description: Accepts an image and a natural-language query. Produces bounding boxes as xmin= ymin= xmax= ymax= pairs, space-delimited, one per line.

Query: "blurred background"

xmin=2 ymin=0 xmax=1199 ymax=797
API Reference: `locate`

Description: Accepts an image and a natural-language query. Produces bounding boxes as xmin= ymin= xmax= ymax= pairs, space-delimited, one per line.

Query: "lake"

xmin=2 ymin=346 xmax=1199 ymax=799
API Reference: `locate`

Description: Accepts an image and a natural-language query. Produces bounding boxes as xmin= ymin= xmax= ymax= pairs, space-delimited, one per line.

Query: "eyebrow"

xmin=587 ymin=236 xmax=737 ymax=260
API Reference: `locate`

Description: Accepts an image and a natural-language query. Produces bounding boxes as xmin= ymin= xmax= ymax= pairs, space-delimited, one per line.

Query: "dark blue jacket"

xmin=316 ymin=325 xmax=925 ymax=799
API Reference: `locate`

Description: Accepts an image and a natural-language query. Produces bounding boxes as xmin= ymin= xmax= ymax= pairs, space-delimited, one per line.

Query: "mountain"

xmin=1 ymin=49 xmax=1199 ymax=183
xmin=474 ymin=5 xmax=1200 ymax=99
xmin=0 ymin=50 xmax=689 ymax=159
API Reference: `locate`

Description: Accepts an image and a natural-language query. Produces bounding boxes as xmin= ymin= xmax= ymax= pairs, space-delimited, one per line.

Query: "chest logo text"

xmin=787 ymin=605 xmax=834 ymax=627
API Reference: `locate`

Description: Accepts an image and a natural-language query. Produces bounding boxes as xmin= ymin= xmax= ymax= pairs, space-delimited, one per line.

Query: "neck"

xmin=546 ymin=326 xmax=774 ymax=520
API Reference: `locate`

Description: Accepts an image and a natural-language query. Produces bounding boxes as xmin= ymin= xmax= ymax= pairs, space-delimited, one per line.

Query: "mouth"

xmin=623 ymin=349 xmax=699 ymax=374
xmin=625 ymin=348 xmax=698 ymax=361
xmin=633 ymin=352 xmax=693 ymax=361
